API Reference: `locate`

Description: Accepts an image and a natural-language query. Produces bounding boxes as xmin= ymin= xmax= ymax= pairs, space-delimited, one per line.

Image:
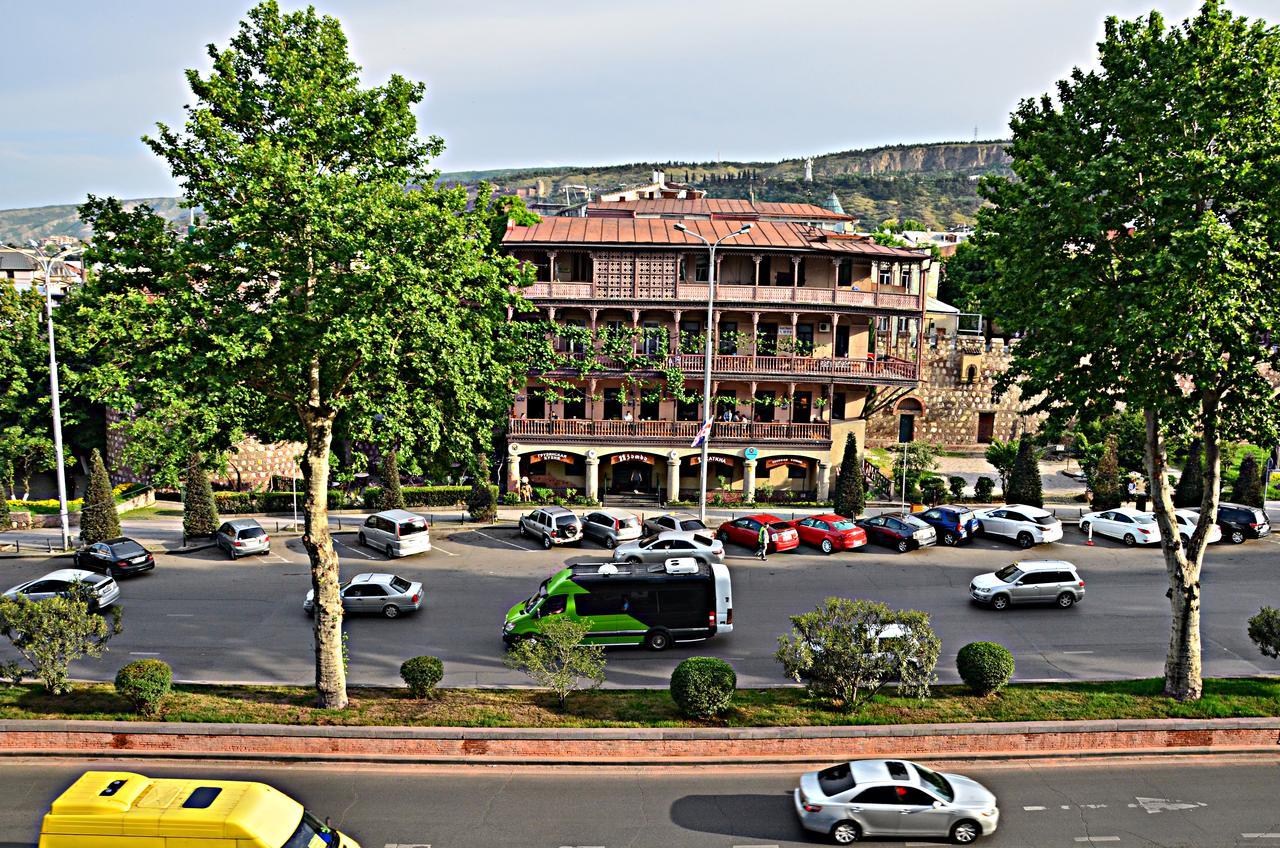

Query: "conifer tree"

xmin=379 ymin=450 xmax=406 ymax=510
xmin=831 ymin=433 xmax=865 ymax=518
xmin=1172 ymin=442 xmax=1204 ymax=509
xmin=1090 ymin=435 xmax=1123 ymax=511
xmin=182 ymin=455 xmax=219 ymax=537
xmin=80 ymin=449 xmax=120 ymax=545
xmin=1231 ymin=454 xmax=1264 ymax=507
xmin=1005 ymin=434 xmax=1044 ymax=507
xmin=467 ymin=454 xmax=497 ymax=523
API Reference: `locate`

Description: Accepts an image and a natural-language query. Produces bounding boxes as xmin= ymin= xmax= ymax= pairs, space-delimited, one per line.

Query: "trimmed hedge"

xmin=400 ymin=656 xmax=445 ymax=698
xmin=670 ymin=656 xmax=737 ymax=719
xmin=363 ymin=485 xmax=493 ymax=509
xmin=956 ymin=641 xmax=1015 ymax=696
xmin=212 ymin=490 xmax=348 ymax=514
xmin=114 ymin=659 xmax=172 ymax=715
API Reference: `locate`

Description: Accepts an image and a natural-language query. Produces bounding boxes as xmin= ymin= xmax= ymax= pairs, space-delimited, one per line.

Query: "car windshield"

xmin=109 ymin=541 xmax=146 ymax=557
xmin=994 ymin=564 xmax=1022 ymax=582
xmin=1133 ymin=514 xmax=1156 ymax=525
xmin=913 ymin=763 xmax=954 ymax=802
xmin=281 ymin=810 xmax=340 ymax=848
xmin=619 ymin=517 xmax=639 ymax=528
xmin=900 ymin=515 xmax=928 ymax=529
xmin=398 ymin=519 xmax=428 ymax=536
xmin=523 ymin=579 xmax=549 ymax=613
xmin=390 ymin=576 xmax=412 ymax=593
xmin=831 ymin=519 xmax=857 ymax=530
xmin=681 ymin=518 xmax=707 ymax=531
xmin=238 ymin=527 xmax=267 ymax=539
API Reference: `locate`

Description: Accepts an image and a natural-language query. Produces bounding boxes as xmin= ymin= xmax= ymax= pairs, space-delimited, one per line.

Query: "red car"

xmin=716 ymin=513 xmax=800 ymax=553
xmin=788 ymin=513 xmax=868 ymax=554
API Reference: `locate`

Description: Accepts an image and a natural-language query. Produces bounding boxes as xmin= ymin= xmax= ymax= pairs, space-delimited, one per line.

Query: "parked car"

xmin=787 ymin=514 xmax=868 ymax=554
xmin=581 ymin=508 xmax=643 ymax=549
xmin=969 ymin=560 xmax=1086 ymax=610
xmin=1173 ymin=509 xmax=1222 ymax=545
xmin=1213 ymin=501 xmax=1271 ymax=544
xmin=715 ymin=513 xmax=800 ymax=553
xmin=856 ymin=512 xmax=937 ymax=552
xmin=915 ymin=504 xmax=981 ymax=546
xmin=303 ymin=572 xmax=422 ymax=618
xmin=612 ymin=530 xmax=725 ymax=565
xmin=72 ymin=537 xmax=155 ymax=577
xmin=214 ymin=518 xmax=270 ymax=559
xmin=519 ymin=505 xmax=583 ymax=549
xmin=794 ymin=759 xmax=999 ymax=844
xmin=357 ymin=508 xmax=432 ymax=558
xmin=642 ymin=512 xmax=708 ymax=537
xmin=971 ymin=505 xmax=1064 ymax=549
xmin=1079 ymin=507 xmax=1162 ymax=546
xmin=3 ymin=568 xmax=120 ymax=611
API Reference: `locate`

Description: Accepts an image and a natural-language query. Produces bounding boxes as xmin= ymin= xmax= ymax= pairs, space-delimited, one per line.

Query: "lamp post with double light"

xmin=672 ymin=222 xmax=753 ymax=522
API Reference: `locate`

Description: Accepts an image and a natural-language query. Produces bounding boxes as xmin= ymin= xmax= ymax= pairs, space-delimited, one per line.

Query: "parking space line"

xmin=335 ymin=539 xmax=377 ymax=559
xmin=1074 ymin=838 xmax=1121 ymax=843
xmin=470 ymin=530 xmax=538 ymax=551
xmin=430 ymin=542 xmax=458 ymax=557
xmin=1242 ymin=835 xmax=1280 ymax=839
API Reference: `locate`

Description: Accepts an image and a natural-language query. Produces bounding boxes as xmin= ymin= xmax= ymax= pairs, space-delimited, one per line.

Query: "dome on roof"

xmin=823 ymin=191 xmax=845 ymax=216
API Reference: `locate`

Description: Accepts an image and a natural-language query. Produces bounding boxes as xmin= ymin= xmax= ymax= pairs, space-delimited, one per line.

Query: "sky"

xmin=4 ymin=0 xmax=1280 ymax=209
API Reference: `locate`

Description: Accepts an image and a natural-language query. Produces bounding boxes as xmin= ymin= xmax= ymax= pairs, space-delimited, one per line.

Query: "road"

xmin=0 ymin=755 xmax=1277 ymax=846
xmin=1 ymin=517 xmax=1278 ymax=687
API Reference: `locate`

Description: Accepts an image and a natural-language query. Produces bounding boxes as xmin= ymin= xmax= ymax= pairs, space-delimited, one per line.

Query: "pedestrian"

xmin=623 ymin=410 xmax=633 ymax=422
xmin=1126 ymin=478 xmax=1137 ymax=504
xmin=756 ymin=522 xmax=769 ymax=561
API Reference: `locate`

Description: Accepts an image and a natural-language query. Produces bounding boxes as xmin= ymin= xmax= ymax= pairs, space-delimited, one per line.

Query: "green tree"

xmin=939 ymin=237 xmax=994 ymax=311
xmin=504 ymin=615 xmax=606 ymax=710
xmin=0 ymin=585 xmax=122 ymax=694
xmin=831 ymin=433 xmax=865 ymax=518
xmin=73 ymin=3 xmax=531 ymax=708
xmin=1005 ymin=434 xmax=1044 ymax=507
xmin=0 ymin=286 xmax=59 ymax=501
xmin=1173 ymin=441 xmax=1205 ymax=509
xmin=1247 ymin=606 xmax=1280 ymax=659
xmin=1231 ymin=454 xmax=1264 ymax=507
xmin=1089 ymin=436 xmax=1124 ymax=512
xmin=975 ymin=1 xmax=1280 ymax=699
xmin=466 ymin=454 xmax=497 ymax=523
xmin=379 ymin=450 xmax=406 ymax=510
xmin=0 ymin=486 xmax=8 ymax=529
xmin=80 ymin=449 xmax=120 ymax=544
xmin=983 ymin=439 xmax=1018 ymax=496
xmin=887 ymin=441 xmax=938 ymax=501
xmin=182 ymin=454 xmax=219 ymax=538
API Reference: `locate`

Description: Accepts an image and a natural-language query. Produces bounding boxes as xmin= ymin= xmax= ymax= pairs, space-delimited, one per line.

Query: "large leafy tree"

xmin=977 ymin=1 xmax=1280 ymax=700
xmin=72 ymin=2 xmax=530 ymax=707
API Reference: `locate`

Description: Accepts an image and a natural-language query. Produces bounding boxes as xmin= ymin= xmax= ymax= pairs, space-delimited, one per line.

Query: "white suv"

xmin=972 ymin=504 xmax=1064 ymax=548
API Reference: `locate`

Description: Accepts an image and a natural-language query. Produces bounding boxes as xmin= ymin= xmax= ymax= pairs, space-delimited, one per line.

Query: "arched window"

xmin=966 ymin=364 xmax=978 ymax=383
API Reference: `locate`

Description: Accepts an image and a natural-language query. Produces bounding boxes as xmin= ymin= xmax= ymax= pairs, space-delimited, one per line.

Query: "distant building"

xmin=595 ymin=170 xmax=706 ymax=202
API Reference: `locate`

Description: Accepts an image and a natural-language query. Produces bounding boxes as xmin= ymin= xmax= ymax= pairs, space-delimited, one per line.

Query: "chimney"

xmin=653 ymin=170 xmax=665 ymax=187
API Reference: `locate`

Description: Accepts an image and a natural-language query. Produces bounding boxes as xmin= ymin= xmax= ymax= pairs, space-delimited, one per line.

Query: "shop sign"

xmin=610 ymin=453 xmax=656 ymax=465
xmin=765 ymin=457 xmax=810 ymax=469
xmin=689 ymin=455 xmax=735 ymax=466
xmin=529 ymin=452 xmax=572 ymax=464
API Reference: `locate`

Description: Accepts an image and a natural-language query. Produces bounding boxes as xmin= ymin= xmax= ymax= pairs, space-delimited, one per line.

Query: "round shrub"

xmin=114 ymin=659 xmax=172 ymax=715
xmin=956 ymin=641 xmax=1015 ymax=696
xmin=670 ymin=656 xmax=737 ymax=719
xmin=400 ymin=655 xmax=444 ymax=698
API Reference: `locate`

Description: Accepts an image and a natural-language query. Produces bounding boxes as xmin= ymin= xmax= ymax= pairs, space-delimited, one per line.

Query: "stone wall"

xmin=866 ymin=335 xmax=1044 ymax=451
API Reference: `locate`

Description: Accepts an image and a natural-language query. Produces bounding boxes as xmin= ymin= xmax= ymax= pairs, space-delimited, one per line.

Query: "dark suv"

xmin=1214 ymin=502 xmax=1271 ymax=544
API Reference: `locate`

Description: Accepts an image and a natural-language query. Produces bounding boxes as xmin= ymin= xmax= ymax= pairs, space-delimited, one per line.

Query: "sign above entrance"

xmin=610 ymin=453 xmax=655 ymax=465
xmin=689 ymin=455 xmax=734 ymax=466
xmin=765 ymin=457 xmax=809 ymax=469
xmin=529 ymin=452 xmax=573 ymax=464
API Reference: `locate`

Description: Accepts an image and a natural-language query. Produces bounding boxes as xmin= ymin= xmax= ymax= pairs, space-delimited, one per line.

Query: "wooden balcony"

xmin=537 ymin=352 xmax=918 ymax=385
xmin=520 ymin=280 xmax=922 ymax=312
xmin=507 ymin=418 xmax=831 ymax=446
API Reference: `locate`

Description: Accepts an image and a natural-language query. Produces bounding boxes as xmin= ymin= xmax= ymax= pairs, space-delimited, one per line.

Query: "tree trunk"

xmin=300 ymin=410 xmax=348 ymax=709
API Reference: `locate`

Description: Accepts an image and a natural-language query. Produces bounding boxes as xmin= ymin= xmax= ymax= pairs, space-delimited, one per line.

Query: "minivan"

xmin=1214 ymin=502 xmax=1271 ymax=544
xmin=357 ymin=508 xmax=432 ymax=558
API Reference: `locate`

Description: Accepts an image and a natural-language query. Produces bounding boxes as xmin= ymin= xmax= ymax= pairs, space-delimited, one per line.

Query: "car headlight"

xmin=980 ymin=808 xmax=998 ymax=817
xmin=503 ymin=621 xmax=515 ymax=633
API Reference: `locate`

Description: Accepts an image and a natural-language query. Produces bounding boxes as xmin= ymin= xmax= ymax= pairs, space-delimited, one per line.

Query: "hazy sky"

xmin=4 ymin=0 xmax=1279 ymax=209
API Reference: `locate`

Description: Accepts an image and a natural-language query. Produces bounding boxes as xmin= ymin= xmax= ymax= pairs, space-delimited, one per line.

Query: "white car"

xmin=1174 ymin=509 xmax=1222 ymax=544
xmin=2 ymin=568 xmax=120 ymax=611
xmin=972 ymin=504 xmax=1064 ymax=549
xmin=1080 ymin=507 xmax=1162 ymax=546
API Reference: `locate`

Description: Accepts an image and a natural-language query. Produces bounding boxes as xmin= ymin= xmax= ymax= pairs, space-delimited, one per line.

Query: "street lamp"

xmin=673 ymin=221 xmax=753 ymax=522
xmin=19 ymin=241 xmax=79 ymax=551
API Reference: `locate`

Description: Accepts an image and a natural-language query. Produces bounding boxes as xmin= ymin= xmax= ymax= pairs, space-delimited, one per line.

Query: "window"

xmin=642 ymin=321 xmax=664 ymax=355
xmin=640 ymin=394 xmax=659 ymax=421
xmin=901 ymin=265 xmax=912 ymax=288
xmin=570 ymin=253 xmax=591 ymax=282
xmin=878 ymin=266 xmax=893 ymax=287
xmin=603 ymin=388 xmax=623 ymax=420
xmin=363 ymin=584 xmax=388 ymax=596
xmin=818 ymin=763 xmax=857 ymax=796
xmin=795 ymin=323 xmax=814 ymax=351
xmin=836 ymin=260 xmax=853 ymax=287
xmin=676 ymin=396 xmax=700 ymax=421
xmin=718 ymin=321 xmax=738 ymax=354
xmin=390 ymin=576 xmax=412 ymax=592
xmin=183 ymin=787 xmax=222 ymax=809
xmin=563 ymin=389 xmax=586 ymax=420
xmin=754 ymin=390 xmax=775 ymax=422
xmin=788 ymin=464 xmax=807 ymax=480
xmin=526 ymin=389 xmax=546 ymax=420
xmin=679 ymin=319 xmax=701 ymax=354
xmin=537 ymin=595 xmax=566 ymax=616
xmin=922 ymin=509 xmax=941 ymax=520
xmin=832 ymin=392 xmax=847 ymax=420
xmin=694 ymin=255 xmax=710 ymax=282
xmin=658 ymin=586 xmax=706 ymax=613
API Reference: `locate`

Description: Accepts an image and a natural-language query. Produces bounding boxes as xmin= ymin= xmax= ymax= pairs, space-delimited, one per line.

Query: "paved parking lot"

xmin=1 ymin=514 xmax=1277 ymax=688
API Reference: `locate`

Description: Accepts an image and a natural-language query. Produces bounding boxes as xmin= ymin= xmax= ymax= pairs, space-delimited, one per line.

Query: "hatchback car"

xmin=612 ymin=530 xmax=725 ymax=565
xmin=788 ymin=514 xmax=868 ymax=554
xmin=303 ymin=572 xmax=423 ymax=618
xmin=969 ymin=560 xmax=1085 ymax=610
xmin=581 ymin=508 xmax=643 ymax=548
xmin=856 ymin=512 xmax=937 ymax=552
xmin=358 ymin=509 xmax=432 ymax=558
xmin=3 ymin=568 xmax=120 ymax=612
xmin=519 ymin=505 xmax=583 ymax=549
xmin=794 ymin=759 xmax=999 ymax=844
xmin=716 ymin=514 xmax=800 ymax=553
xmin=72 ymin=537 xmax=155 ymax=577
xmin=1173 ymin=509 xmax=1222 ymax=545
xmin=214 ymin=518 xmax=270 ymax=559
xmin=642 ymin=512 xmax=708 ymax=537
xmin=971 ymin=504 xmax=1064 ymax=549
xmin=916 ymin=505 xmax=981 ymax=546
xmin=1214 ymin=501 xmax=1271 ymax=544
xmin=1080 ymin=507 xmax=1162 ymax=545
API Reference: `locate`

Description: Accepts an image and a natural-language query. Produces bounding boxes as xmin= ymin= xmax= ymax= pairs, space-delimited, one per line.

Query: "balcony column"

xmin=666 ymin=451 xmax=681 ymax=503
xmin=589 ymin=251 xmax=600 ymax=298
xmin=816 ymin=460 xmax=833 ymax=501
xmin=831 ymin=257 xmax=843 ymax=291
xmin=751 ymin=312 xmax=761 ymax=367
xmin=830 ymin=312 xmax=839 ymax=366
xmin=671 ymin=309 xmax=683 ymax=355
xmin=790 ymin=312 xmax=799 ymax=359
xmin=791 ymin=256 xmax=801 ymax=288
xmin=752 ymin=254 xmax=763 ymax=287
xmin=744 ymin=458 xmax=757 ymax=503
xmin=588 ymin=377 xmax=598 ymax=419
xmin=631 ymin=309 xmax=641 ymax=355
xmin=584 ymin=452 xmax=600 ymax=502
xmin=714 ymin=254 xmax=724 ymax=285
xmin=712 ymin=309 xmax=721 ymax=362
xmin=546 ymin=251 xmax=558 ymax=283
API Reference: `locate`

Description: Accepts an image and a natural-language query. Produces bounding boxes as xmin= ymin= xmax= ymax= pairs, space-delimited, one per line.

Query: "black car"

xmin=855 ymin=512 xmax=938 ymax=552
xmin=73 ymin=536 xmax=156 ymax=577
xmin=1214 ymin=502 xmax=1271 ymax=544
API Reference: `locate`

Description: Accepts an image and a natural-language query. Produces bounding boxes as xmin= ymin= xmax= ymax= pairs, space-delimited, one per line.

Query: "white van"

xmin=357 ymin=508 xmax=432 ymax=558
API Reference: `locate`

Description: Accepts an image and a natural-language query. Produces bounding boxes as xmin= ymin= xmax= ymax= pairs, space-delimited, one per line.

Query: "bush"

xmin=948 ymin=475 xmax=967 ymax=500
xmin=114 ymin=658 xmax=172 ymax=715
xmin=504 ymin=615 xmax=606 ymax=710
xmin=956 ymin=641 xmax=1015 ymax=696
xmin=399 ymin=655 xmax=445 ymax=698
xmin=183 ymin=456 xmax=219 ymax=537
xmin=362 ymin=485 xmax=475 ymax=509
xmin=919 ymin=475 xmax=947 ymax=505
xmin=670 ymin=656 xmax=737 ymax=719
xmin=213 ymin=490 xmax=347 ymax=514
xmin=0 ymin=495 xmax=9 ymax=530
xmin=1247 ymin=607 xmax=1280 ymax=660
xmin=0 ymin=588 xmax=122 ymax=694
xmin=974 ymin=476 xmax=995 ymax=501
xmin=81 ymin=449 xmax=121 ymax=545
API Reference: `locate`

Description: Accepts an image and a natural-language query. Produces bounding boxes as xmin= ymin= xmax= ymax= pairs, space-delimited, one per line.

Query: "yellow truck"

xmin=38 ymin=771 xmax=361 ymax=848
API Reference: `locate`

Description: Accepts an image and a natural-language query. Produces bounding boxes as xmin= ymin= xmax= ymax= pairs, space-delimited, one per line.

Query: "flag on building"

xmin=691 ymin=415 xmax=714 ymax=448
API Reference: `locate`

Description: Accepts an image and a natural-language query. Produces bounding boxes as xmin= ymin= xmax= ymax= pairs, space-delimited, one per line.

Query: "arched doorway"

xmin=605 ymin=452 xmax=660 ymax=494
xmin=896 ymin=397 xmax=924 ymax=442
xmin=522 ymin=451 xmax=586 ymax=494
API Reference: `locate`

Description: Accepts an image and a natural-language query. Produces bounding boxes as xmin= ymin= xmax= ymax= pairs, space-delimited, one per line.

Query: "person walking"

xmin=756 ymin=522 xmax=769 ymax=561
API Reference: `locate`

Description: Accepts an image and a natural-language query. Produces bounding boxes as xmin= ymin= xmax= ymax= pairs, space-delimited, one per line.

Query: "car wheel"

xmin=830 ymin=820 xmax=862 ymax=844
xmin=605 ymin=537 xmax=617 ymax=549
xmin=1016 ymin=531 xmax=1034 ymax=549
xmin=1230 ymin=529 xmax=1246 ymax=544
xmin=626 ymin=555 xmax=642 ymax=564
xmin=1057 ymin=591 xmax=1076 ymax=608
xmin=716 ymin=529 xmax=730 ymax=543
xmin=895 ymin=538 xmax=909 ymax=553
xmin=382 ymin=604 xmax=400 ymax=619
xmin=821 ymin=538 xmax=834 ymax=554
xmin=974 ymin=521 xmax=984 ymax=537
xmin=1123 ymin=533 xmax=1136 ymax=547
xmin=386 ymin=543 xmax=396 ymax=558
xmin=950 ymin=819 xmax=981 ymax=845
xmin=541 ymin=535 xmax=553 ymax=550
xmin=357 ymin=532 xmax=366 ymax=547
xmin=643 ymin=629 xmax=671 ymax=651
xmin=1080 ymin=521 xmax=1091 ymax=535
xmin=992 ymin=593 xmax=1010 ymax=611
xmin=942 ymin=531 xmax=958 ymax=546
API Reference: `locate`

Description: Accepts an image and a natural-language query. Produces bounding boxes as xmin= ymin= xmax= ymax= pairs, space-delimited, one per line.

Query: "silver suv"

xmin=519 ymin=506 xmax=582 ymax=549
xmin=969 ymin=560 xmax=1085 ymax=610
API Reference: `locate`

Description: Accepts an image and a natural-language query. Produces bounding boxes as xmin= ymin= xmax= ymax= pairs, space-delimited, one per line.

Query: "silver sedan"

xmin=303 ymin=572 xmax=423 ymax=619
xmin=612 ymin=530 xmax=724 ymax=565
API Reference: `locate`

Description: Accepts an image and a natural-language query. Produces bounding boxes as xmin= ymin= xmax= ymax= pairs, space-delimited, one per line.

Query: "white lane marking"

xmin=1023 ymin=805 xmax=1047 ymax=811
xmin=129 ymin=652 xmax=161 ymax=656
xmin=429 ymin=543 xmax=458 ymax=557
xmin=1133 ymin=797 xmax=1205 ymax=814
xmin=733 ymin=844 xmax=780 ymax=848
xmin=1063 ymin=650 xmax=1095 ymax=654
xmin=335 ymin=539 xmax=377 ymax=559
xmin=1241 ymin=836 xmax=1280 ymax=839
xmin=1074 ymin=839 xmax=1121 ymax=843
xmin=165 ymin=614 xmax=194 ymax=617
xmin=472 ymin=529 xmax=538 ymax=551
xmin=384 ymin=844 xmax=432 ymax=847
xmin=1081 ymin=804 xmax=1108 ymax=809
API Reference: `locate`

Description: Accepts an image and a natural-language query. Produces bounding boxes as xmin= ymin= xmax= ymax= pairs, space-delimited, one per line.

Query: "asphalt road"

xmin=1 ymin=517 xmax=1278 ymax=687
xmin=0 ymin=755 xmax=1277 ymax=846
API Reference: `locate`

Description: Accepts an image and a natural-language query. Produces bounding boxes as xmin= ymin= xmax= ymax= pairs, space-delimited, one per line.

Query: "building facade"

xmin=500 ymin=199 xmax=935 ymax=503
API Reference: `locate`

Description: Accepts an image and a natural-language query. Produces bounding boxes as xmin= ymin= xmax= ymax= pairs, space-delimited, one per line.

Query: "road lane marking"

xmin=1132 ymin=797 xmax=1205 ymax=813
xmin=1063 ymin=650 xmax=1095 ymax=654
xmin=1074 ymin=839 xmax=1121 ymax=843
xmin=384 ymin=844 xmax=431 ymax=847
xmin=1023 ymin=805 xmax=1047 ymax=811
xmin=1242 ymin=836 xmax=1280 ymax=839
xmin=129 ymin=652 xmax=161 ymax=656
xmin=165 ymin=614 xmax=194 ymax=617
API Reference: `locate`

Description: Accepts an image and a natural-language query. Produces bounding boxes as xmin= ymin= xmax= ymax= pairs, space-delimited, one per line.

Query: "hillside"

xmin=1 ymin=140 xmax=1009 ymax=243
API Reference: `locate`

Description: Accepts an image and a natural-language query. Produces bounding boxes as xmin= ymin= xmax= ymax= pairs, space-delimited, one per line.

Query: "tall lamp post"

xmin=673 ymin=222 xmax=753 ymax=522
